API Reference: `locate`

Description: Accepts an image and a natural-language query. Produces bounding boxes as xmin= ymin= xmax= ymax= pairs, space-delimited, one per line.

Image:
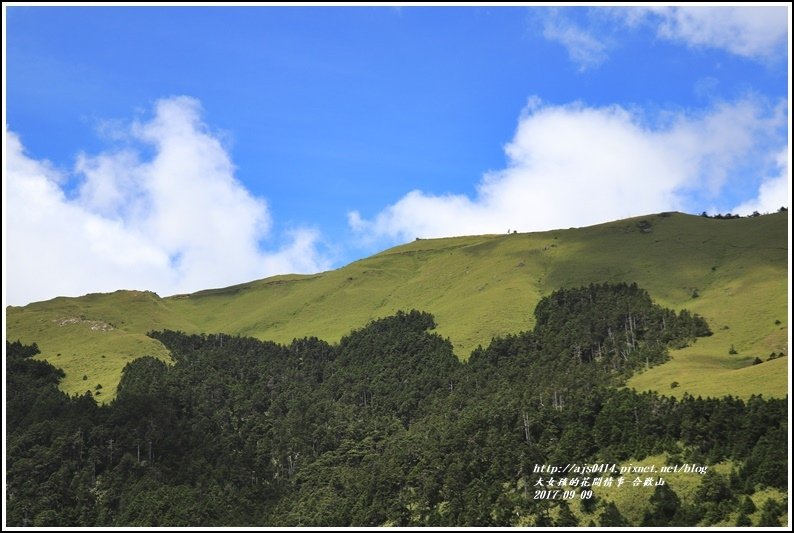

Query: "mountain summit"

xmin=6 ymin=211 xmax=788 ymax=400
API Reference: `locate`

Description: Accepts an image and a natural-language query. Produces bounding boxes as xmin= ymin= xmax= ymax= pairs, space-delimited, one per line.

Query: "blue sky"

xmin=4 ymin=5 xmax=790 ymax=305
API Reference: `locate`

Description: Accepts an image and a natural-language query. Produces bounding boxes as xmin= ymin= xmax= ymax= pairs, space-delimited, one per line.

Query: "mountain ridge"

xmin=6 ymin=210 xmax=789 ymax=401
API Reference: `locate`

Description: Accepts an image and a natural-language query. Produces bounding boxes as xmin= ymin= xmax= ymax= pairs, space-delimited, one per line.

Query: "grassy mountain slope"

xmin=5 ymin=211 xmax=788 ymax=400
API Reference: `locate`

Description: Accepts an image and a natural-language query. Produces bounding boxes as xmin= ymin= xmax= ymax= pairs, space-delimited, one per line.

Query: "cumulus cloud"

xmin=647 ymin=6 xmax=789 ymax=61
xmin=733 ymin=149 xmax=790 ymax=215
xmin=541 ymin=10 xmax=608 ymax=71
xmin=5 ymin=96 xmax=330 ymax=306
xmin=349 ymin=97 xmax=785 ymax=243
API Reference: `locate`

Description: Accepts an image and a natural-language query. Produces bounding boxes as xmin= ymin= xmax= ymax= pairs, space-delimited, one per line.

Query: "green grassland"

xmin=577 ymin=453 xmax=787 ymax=526
xmin=6 ymin=211 xmax=789 ymax=401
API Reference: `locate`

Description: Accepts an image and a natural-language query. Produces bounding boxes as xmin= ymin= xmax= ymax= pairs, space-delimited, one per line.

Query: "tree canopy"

xmin=5 ymin=283 xmax=785 ymax=526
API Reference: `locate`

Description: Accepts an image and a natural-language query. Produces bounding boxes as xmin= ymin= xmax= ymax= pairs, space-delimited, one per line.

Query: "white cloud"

xmin=349 ymin=98 xmax=784 ymax=243
xmin=541 ymin=10 xmax=608 ymax=71
xmin=648 ymin=6 xmax=789 ymax=61
xmin=733 ymin=149 xmax=790 ymax=215
xmin=542 ymin=7 xmax=788 ymax=69
xmin=5 ymin=96 xmax=330 ymax=306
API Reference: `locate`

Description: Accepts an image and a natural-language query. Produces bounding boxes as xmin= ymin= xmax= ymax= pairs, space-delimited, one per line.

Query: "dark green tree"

xmin=555 ymin=501 xmax=578 ymax=526
xmin=695 ymin=470 xmax=735 ymax=524
xmin=740 ymin=495 xmax=756 ymax=515
xmin=735 ymin=511 xmax=752 ymax=527
xmin=642 ymin=484 xmax=681 ymax=526
xmin=599 ymin=501 xmax=629 ymax=527
xmin=757 ymin=499 xmax=782 ymax=527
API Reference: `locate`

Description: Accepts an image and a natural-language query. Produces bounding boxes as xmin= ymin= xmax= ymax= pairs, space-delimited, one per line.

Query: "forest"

xmin=5 ymin=282 xmax=787 ymax=527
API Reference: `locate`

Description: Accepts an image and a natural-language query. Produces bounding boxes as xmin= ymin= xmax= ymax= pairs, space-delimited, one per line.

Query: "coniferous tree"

xmin=599 ymin=501 xmax=629 ymax=527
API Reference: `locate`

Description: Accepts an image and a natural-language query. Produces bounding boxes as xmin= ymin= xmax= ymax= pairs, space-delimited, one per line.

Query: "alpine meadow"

xmin=5 ymin=210 xmax=789 ymax=526
xmin=4 ymin=4 xmax=791 ymax=529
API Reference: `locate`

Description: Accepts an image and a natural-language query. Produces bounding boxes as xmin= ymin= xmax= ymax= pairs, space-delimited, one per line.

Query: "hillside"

xmin=5 ymin=211 xmax=789 ymax=400
xmin=7 ymin=292 xmax=787 ymax=526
